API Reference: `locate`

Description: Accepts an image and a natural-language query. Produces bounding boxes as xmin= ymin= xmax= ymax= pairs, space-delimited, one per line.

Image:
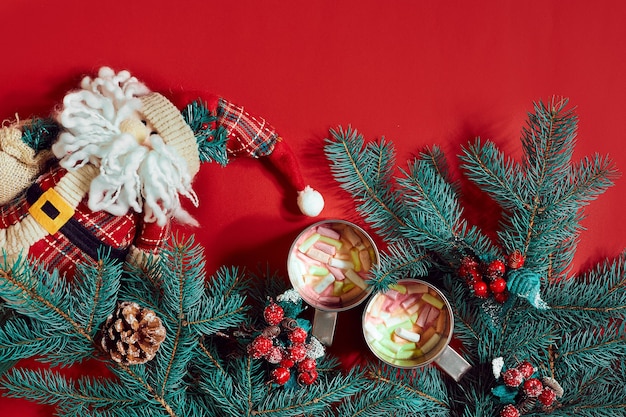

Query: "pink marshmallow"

xmin=416 ymin=304 xmax=431 ymax=328
xmin=425 ymin=306 xmax=440 ymax=327
xmin=314 ymin=240 xmax=337 ymax=255
xmin=316 ymin=225 xmax=341 ymax=239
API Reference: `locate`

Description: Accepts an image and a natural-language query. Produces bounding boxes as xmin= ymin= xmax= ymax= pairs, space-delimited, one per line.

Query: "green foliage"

xmin=20 ymin=117 xmax=59 ymax=152
xmin=324 ymin=98 xmax=626 ymax=416
xmin=181 ymin=99 xmax=229 ymax=166
xmin=0 ymin=238 xmax=390 ymax=416
xmin=1 ymin=98 xmax=624 ymax=416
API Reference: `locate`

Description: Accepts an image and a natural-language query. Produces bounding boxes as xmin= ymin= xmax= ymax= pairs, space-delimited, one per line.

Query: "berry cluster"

xmin=457 ymin=250 xmax=525 ymax=303
xmin=247 ymin=300 xmax=319 ymax=386
xmin=498 ymin=360 xmax=561 ymax=416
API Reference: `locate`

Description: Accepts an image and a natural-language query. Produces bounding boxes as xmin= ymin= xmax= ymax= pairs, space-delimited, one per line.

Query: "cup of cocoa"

xmin=362 ymin=279 xmax=471 ymax=381
xmin=287 ymin=219 xmax=379 ymax=346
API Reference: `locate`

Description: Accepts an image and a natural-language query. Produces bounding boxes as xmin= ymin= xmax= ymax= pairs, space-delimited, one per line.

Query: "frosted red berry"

xmin=266 ymin=346 xmax=284 ymax=364
xmin=493 ymin=291 xmax=509 ymax=303
xmin=289 ymin=327 xmax=308 ymax=344
xmin=297 ymin=369 xmax=318 ymax=385
xmin=487 ymin=259 xmax=506 ymax=279
xmin=523 ymin=378 xmax=544 ymax=397
xmin=461 ymin=256 xmax=478 ymax=269
xmin=499 ymin=404 xmax=520 ymax=417
xmin=271 ymin=367 xmax=291 ymax=385
xmin=538 ymin=387 xmax=557 ymax=406
xmin=490 ymin=277 xmax=507 ymax=294
xmin=473 ymin=281 xmax=489 ymax=298
xmin=287 ymin=343 xmax=308 ymax=363
xmin=508 ymin=250 xmax=525 ymax=269
xmin=263 ymin=302 xmax=285 ymax=326
xmin=279 ymin=358 xmax=295 ymax=369
xmin=516 ymin=361 xmax=535 ymax=379
xmin=248 ymin=336 xmax=273 ymax=359
xmin=298 ymin=357 xmax=317 ymax=373
xmin=502 ymin=368 xmax=524 ymax=387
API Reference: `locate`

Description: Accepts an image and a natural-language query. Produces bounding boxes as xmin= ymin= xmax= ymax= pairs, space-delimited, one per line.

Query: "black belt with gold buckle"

xmin=26 ymin=183 xmax=128 ymax=263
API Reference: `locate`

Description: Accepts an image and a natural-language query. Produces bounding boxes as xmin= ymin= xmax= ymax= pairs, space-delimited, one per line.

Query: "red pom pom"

xmin=271 ymin=367 xmax=291 ymax=385
xmin=507 ymin=250 xmax=525 ymax=269
xmin=499 ymin=404 xmax=520 ymax=417
xmin=298 ymin=357 xmax=317 ymax=373
xmin=247 ymin=336 xmax=273 ymax=359
xmin=522 ymin=378 xmax=544 ymax=397
xmin=263 ymin=302 xmax=285 ymax=326
xmin=489 ymin=277 xmax=507 ymax=294
xmin=516 ymin=360 xmax=535 ymax=379
xmin=538 ymin=387 xmax=557 ymax=406
xmin=289 ymin=327 xmax=308 ymax=344
xmin=502 ymin=368 xmax=524 ymax=387
xmin=473 ymin=281 xmax=489 ymax=298
xmin=487 ymin=259 xmax=506 ymax=279
xmin=297 ymin=369 xmax=318 ymax=385
xmin=287 ymin=343 xmax=308 ymax=363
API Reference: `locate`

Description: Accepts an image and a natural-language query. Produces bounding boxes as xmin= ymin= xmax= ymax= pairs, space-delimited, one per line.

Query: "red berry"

xmin=487 ymin=259 xmax=506 ymax=279
xmin=271 ymin=367 xmax=291 ymax=385
xmin=247 ymin=336 xmax=273 ymax=359
xmin=201 ymin=122 xmax=209 ymax=130
xmin=499 ymin=404 xmax=520 ymax=417
xmin=289 ymin=327 xmax=308 ymax=344
xmin=489 ymin=277 xmax=507 ymax=294
xmin=502 ymin=368 xmax=524 ymax=387
xmin=279 ymin=358 xmax=295 ymax=369
xmin=523 ymin=378 xmax=544 ymax=397
xmin=516 ymin=361 xmax=535 ymax=379
xmin=508 ymin=250 xmax=525 ymax=269
xmin=297 ymin=369 xmax=318 ymax=385
xmin=493 ymin=291 xmax=509 ymax=303
xmin=287 ymin=343 xmax=308 ymax=363
xmin=298 ymin=357 xmax=317 ymax=373
xmin=266 ymin=346 xmax=284 ymax=364
xmin=461 ymin=256 xmax=478 ymax=269
xmin=473 ymin=281 xmax=489 ymax=298
xmin=263 ymin=302 xmax=285 ymax=326
xmin=538 ymin=387 xmax=557 ymax=406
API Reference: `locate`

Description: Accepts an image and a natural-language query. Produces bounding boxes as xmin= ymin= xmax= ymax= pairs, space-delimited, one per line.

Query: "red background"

xmin=1 ymin=1 xmax=625 ymax=414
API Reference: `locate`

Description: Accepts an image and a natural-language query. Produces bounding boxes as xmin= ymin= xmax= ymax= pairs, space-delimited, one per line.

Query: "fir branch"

xmin=367 ymin=240 xmax=431 ymax=292
xmin=181 ymin=99 xmax=229 ymax=166
xmin=20 ymin=117 xmax=59 ymax=152
xmin=255 ymin=369 xmax=366 ymax=417
xmin=397 ymin=152 xmax=498 ymax=260
xmin=0 ymin=318 xmax=65 ymax=362
xmin=324 ymin=126 xmax=408 ymax=242
xmin=0 ymin=368 xmax=136 ymax=411
xmin=557 ymin=322 xmax=626 ymax=371
xmin=460 ymin=138 xmax=526 ymax=212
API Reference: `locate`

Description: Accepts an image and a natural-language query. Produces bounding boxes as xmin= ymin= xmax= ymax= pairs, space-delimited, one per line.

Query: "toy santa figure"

xmin=0 ymin=67 xmax=324 ymax=276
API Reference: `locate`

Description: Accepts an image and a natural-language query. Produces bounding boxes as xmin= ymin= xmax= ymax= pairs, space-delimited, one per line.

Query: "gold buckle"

xmin=28 ymin=188 xmax=75 ymax=235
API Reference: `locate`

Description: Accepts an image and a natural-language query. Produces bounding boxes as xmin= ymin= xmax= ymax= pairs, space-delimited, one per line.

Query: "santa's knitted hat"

xmin=54 ymin=67 xmax=324 ymax=219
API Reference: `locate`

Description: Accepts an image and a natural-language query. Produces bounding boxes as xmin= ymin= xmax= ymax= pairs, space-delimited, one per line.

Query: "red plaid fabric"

xmin=1 ymin=165 xmax=168 ymax=277
xmin=217 ymin=98 xmax=279 ymax=158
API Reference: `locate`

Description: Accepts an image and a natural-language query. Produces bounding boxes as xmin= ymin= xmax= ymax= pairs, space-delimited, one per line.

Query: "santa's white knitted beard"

xmin=52 ymin=68 xmax=198 ymax=226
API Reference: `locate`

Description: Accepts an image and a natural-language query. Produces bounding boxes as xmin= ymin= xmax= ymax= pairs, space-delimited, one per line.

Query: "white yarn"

xmin=54 ymin=67 xmax=198 ymax=226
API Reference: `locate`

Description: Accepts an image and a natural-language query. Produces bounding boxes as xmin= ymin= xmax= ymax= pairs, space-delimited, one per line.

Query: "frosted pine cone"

xmin=97 ymin=301 xmax=166 ymax=365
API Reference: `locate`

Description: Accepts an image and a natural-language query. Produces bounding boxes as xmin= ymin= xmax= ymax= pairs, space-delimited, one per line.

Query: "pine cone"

xmin=97 ymin=301 xmax=166 ymax=365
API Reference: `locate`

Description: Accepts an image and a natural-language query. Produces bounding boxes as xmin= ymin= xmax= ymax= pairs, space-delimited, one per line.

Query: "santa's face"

xmin=52 ymin=68 xmax=197 ymax=226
